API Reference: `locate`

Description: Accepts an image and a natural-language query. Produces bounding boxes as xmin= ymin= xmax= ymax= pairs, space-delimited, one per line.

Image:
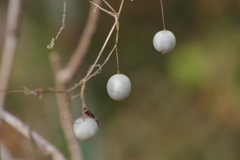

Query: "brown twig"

xmin=0 ymin=108 xmax=67 ymax=160
xmin=50 ymin=53 xmax=83 ymax=160
xmin=84 ymin=21 xmax=117 ymax=79
xmin=0 ymin=0 xmax=21 ymax=108
xmin=47 ymin=0 xmax=66 ymax=49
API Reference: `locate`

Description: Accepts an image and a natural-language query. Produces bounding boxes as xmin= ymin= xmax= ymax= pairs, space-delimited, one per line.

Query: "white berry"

xmin=73 ymin=117 xmax=99 ymax=141
xmin=107 ymin=74 xmax=131 ymax=101
xmin=153 ymin=30 xmax=176 ymax=54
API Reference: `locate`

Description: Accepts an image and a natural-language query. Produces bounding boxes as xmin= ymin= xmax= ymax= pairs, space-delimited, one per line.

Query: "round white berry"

xmin=73 ymin=117 xmax=99 ymax=141
xmin=107 ymin=74 xmax=131 ymax=101
xmin=153 ymin=30 xmax=176 ymax=54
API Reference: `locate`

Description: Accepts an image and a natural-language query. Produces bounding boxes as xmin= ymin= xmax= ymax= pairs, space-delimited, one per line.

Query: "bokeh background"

xmin=1 ymin=0 xmax=240 ymax=160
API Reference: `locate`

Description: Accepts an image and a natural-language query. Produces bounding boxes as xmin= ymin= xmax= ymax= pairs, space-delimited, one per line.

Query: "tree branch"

xmin=0 ymin=108 xmax=67 ymax=160
xmin=50 ymin=53 xmax=83 ymax=160
xmin=0 ymin=0 xmax=21 ymax=158
xmin=0 ymin=0 xmax=21 ymax=108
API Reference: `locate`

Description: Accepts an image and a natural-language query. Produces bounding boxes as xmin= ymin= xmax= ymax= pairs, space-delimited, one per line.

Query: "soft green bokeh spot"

xmin=168 ymin=42 xmax=209 ymax=88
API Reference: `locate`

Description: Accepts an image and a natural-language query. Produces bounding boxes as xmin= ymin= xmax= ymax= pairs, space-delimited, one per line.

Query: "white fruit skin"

xmin=73 ymin=117 xmax=99 ymax=141
xmin=153 ymin=30 xmax=176 ymax=54
xmin=107 ymin=74 xmax=131 ymax=101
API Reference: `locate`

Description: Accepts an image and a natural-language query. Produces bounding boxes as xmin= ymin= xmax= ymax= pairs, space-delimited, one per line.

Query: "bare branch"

xmin=50 ymin=53 xmax=83 ymax=160
xmin=0 ymin=108 xmax=67 ymax=160
xmin=0 ymin=0 xmax=21 ymax=108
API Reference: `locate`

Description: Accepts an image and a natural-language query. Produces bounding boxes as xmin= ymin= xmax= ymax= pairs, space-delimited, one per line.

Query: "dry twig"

xmin=50 ymin=53 xmax=83 ymax=160
xmin=47 ymin=0 xmax=67 ymax=49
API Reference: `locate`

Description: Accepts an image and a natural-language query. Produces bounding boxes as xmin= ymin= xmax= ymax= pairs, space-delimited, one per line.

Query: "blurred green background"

xmin=1 ymin=0 xmax=240 ymax=160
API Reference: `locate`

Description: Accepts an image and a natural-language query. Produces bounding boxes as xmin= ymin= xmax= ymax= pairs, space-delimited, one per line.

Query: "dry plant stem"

xmin=47 ymin=0 xmax=66 ymax=49
xmin=103 ymin=0 xmax=117 ymax=13
xmin=118 ymin=0 xmax=125 ymax=14
xmin=86 ymin=44 xmax=117 ymax=81
xmin=85 ymin=22 xmax=117 ymax=78
xmin=72 ymin=45 xmax=117 ymax=99
xmin=89 ymin=2 xmax=114 ymax=17
xmin=114 ymin=16 xmax=120 ymax=74
xmin=58 ymin=0 xmax=102 ymax=83
xmin=0 ymin=108 xmax=67 ymax=160
xmin=160 ymin=0 xmax=166 ymax=30
xmin=0 ymin=0 xmax=21 ymax=108
xmin=50 ymin=53 xmax=83 ymax=160
xmin=115 ymin=47 xmax=120 ymax=74
xmin=80 ymin=82 xmax=86 ymax=113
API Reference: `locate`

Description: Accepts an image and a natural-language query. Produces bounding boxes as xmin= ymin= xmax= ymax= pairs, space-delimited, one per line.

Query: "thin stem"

xmin=118 ymin=0 xmax=125 ymax=14
xmin=114 ymin=15 xmax=120 ymax=74
xmin=66 ymin=81 xmax=83 ymax=92
xmin=80 ymin=82 xmax=86 ymax=114
xmin=71 ymin=44 xmax=117 ymax=100
xmin=57 ymin=0 xmax=66 ymax=40
xmin=60 ymin=93 xmax=73 ymax=121
xmin=160 ymin=0 xmax=166 ymax=30
xmin=47 ymin=0 xmax=66 ymax=49
xmin=86 ymin=44 xmax=117 ymax=81
xmin=85 ymin=22 xmax=117 ymax=79
xmin=89 ymin=1 xmax=115 ymax=17
xmin=49 ymin=53 xmax=83 ymax=160
xmin=103 ymin=0 xmax=117 ymax=14
xmin=115 ymin=47 xmax=120 ymax=74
